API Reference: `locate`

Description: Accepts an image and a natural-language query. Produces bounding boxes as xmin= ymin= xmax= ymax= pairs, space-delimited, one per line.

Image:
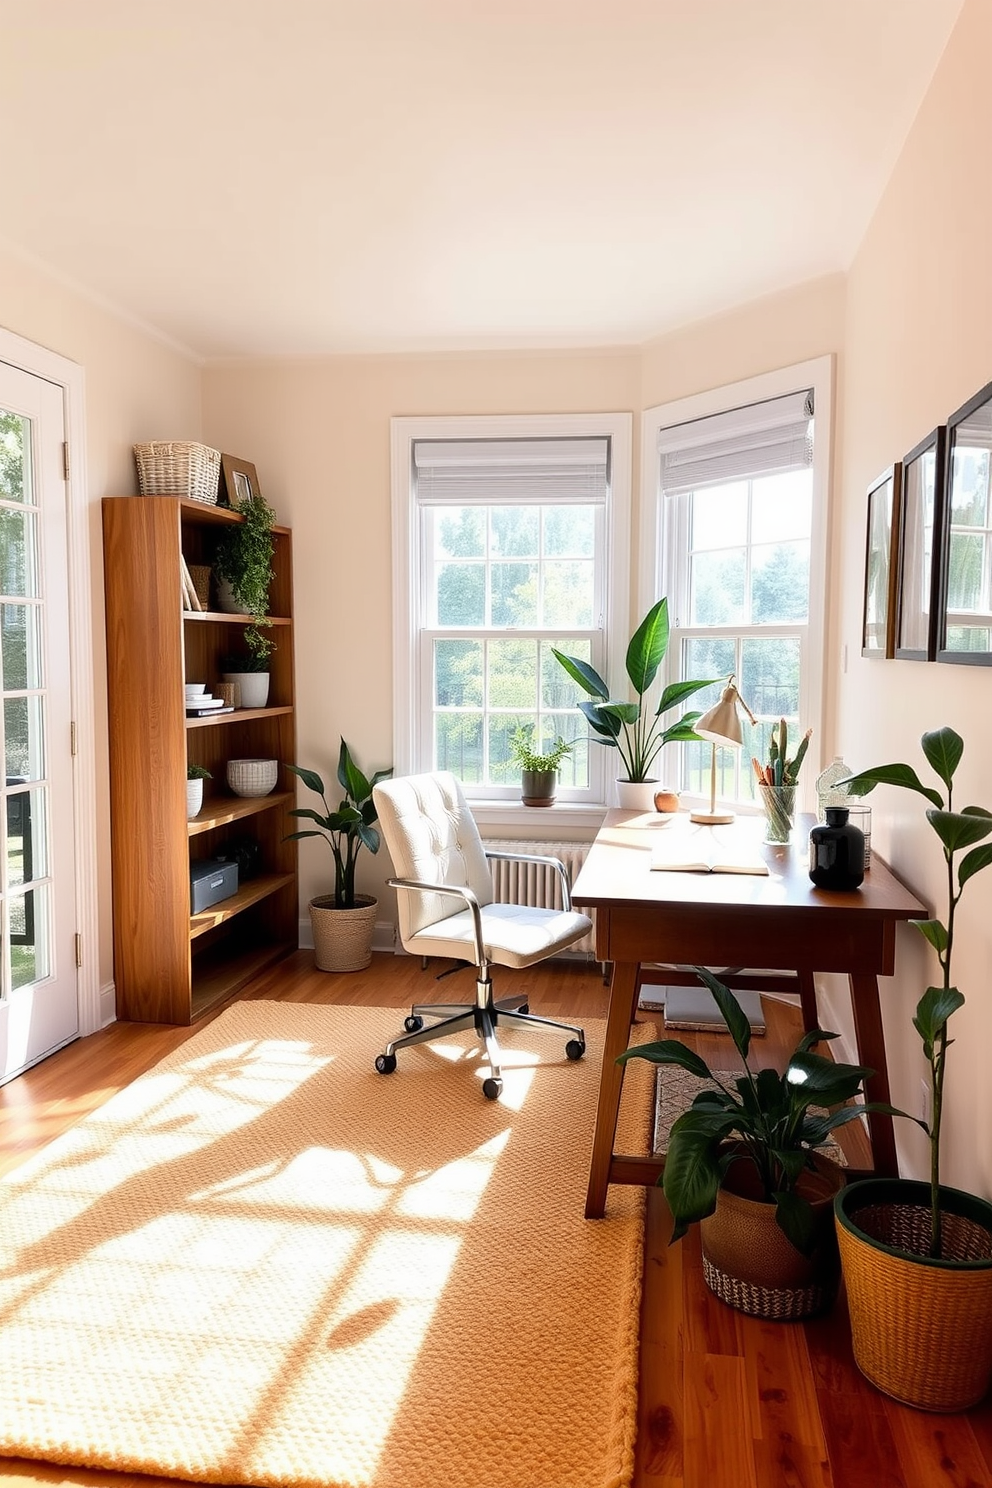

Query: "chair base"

xmin=375 ymin=969 xmax=586 ymax=1099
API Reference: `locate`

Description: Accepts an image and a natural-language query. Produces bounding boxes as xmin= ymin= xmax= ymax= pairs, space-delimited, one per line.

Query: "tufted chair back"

xmin=373 ymin=771 xmax=494 ymax=944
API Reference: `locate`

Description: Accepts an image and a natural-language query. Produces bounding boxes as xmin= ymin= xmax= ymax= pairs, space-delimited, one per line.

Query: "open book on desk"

xmin=650 ymin=836 xmax=769 ymax=875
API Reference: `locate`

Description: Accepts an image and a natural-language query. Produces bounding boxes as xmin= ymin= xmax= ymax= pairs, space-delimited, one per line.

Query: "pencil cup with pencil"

xmin=752 ymin=721 xmax=812 ymax=845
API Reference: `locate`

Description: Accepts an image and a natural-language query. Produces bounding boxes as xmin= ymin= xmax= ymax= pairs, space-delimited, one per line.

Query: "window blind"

xmin=413 ymin=437 xmax=610 ymax=504
xmin=657 ymin=390 xmax=814 ymax=495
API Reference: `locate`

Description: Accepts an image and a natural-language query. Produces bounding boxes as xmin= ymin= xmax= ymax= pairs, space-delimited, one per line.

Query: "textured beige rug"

xmin=0 ymin=1002 xmax=654 ymax=1488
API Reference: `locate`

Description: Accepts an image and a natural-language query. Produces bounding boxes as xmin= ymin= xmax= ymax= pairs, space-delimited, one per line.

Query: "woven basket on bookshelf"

xmin=133 ymin=442 xmax=221 ymax=505
xmin=187 ymin=564 xmax=212 ymax=608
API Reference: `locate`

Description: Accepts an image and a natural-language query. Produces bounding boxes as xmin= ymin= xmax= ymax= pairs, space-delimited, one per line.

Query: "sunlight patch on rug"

xmin=0 ymin=1003 xmax=652 ymax=1488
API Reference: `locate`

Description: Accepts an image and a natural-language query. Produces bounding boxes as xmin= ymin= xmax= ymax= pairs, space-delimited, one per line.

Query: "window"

xmin=640 ymin=359 xmax=831 ymax=811
xmin=391 ymin=414 xmax=631 ymax=808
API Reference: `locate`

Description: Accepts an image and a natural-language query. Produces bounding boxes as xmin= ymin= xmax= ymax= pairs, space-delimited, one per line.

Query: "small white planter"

xmin=616 ymin=779 xmax=659 ymax=811
xmin=186 ymin=778 xmax=204 ymax=819
xmin=222 ymin=670 xmax=269 ymax=709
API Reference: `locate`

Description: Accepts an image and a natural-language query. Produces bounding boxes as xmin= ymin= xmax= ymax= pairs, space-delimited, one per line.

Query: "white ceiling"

xmin=0 ymin=0 xmax=964 ymax=360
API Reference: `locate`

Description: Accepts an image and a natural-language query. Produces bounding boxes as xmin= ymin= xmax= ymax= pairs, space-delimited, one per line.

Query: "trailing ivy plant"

xmin=213 ymin=492 xmax=276 ymax=619
xmin=842 ymin=726 xmax=992 ymax=1256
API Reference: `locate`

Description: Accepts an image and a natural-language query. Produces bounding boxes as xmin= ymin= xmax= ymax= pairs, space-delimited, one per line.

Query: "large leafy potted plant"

xmin=553 ymin=597 xmax=713 ymax=809
xmin=620 ymin=966 xmax=886 ymax=1319
xmin=834 ymin=727 xmax=992 ymax=1410
xmin=285 ymin=739 xmax=393 ymax=972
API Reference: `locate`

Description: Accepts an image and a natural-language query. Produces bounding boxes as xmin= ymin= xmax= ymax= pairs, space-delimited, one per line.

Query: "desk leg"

xmin=585 ymin=960 xmax=640 ymax=1219
xmin=849 ymin=971 xmax=898 ymax=1177
xmin=797 ymin=969 xmax=818 ymax=1033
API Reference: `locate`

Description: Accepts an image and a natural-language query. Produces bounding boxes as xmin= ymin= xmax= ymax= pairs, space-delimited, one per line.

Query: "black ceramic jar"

xmin=809 ymin=806 xmax=865 ymax=890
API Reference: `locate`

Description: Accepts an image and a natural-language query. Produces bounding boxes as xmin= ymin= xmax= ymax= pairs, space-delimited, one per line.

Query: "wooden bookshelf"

xmin=103 ymin=496 xmax=298 ymax=1024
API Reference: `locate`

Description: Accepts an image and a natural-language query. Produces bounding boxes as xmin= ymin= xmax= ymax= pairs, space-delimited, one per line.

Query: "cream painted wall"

xmin=834 ymin=0 xmax=992 ymax=1191
xmin=202 ymin=351 xmax=641 ymax=915
xmin=0 ymin=244 xmax=202 ymax=1000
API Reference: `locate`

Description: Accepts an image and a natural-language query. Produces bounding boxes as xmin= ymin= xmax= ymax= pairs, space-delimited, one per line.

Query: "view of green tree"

xmin=0 ymin=412 xmax=26 ymax=502
xmin=751 ymin=542 xmax=809 ymax=623
xmin=1 ymin=604 xmax=29 ymax=691
xmin=692 ymin=549 xmax=745 ymax=624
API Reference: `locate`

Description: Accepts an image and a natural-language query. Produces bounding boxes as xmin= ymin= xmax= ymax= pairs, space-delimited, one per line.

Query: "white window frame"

xmin=639 ymin=357 xmax=833 ymax=815
xmin=391 ymin=412 xmax=632 ymax=829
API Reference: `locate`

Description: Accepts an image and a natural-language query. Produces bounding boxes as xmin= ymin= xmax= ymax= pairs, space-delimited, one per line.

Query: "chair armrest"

xmin=387 ymin=877 xmax=485 ymax=964
xmin=484 ymin=849 xmax=574 ymax=911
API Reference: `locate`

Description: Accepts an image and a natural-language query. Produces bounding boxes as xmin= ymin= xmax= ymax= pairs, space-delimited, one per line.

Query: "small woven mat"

xmin=0 ymin=1002 xmax=656 ymax=1488
xmin=653 ymin=1063 xmax=848 ymax=1165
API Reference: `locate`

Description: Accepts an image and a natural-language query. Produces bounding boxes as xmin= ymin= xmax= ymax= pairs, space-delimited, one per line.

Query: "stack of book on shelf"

xmin=185 ymin=694 xmax=234 ymax=718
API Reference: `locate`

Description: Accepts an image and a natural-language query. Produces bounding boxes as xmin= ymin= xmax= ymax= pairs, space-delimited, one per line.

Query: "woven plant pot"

xmin=700 ymin=1151 xmax=845 ymax=1320
xmin=309 ymin=894 xmax=377 ymax=973
xmin=835 ymin=1178 xmax=992 ymax=1411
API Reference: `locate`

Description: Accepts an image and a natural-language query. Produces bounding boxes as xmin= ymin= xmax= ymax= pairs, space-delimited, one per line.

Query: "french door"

xmin=0 ymin=362 xmax=77 ymax=1078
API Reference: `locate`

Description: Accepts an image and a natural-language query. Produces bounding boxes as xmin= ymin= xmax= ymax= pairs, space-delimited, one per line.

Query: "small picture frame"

xmin=862 ymin=463 xmax=902 ymax=659
xmin=894 ymin=426 xmax=946 ymax=661
xmin=937 ymin=379 xmax=992 ymax=665
xmin=220 ymin=454 xmax=260 ymax=509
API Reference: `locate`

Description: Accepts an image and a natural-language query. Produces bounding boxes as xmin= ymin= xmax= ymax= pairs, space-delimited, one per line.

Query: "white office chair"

xmin=372 ymin=770 xmax=593 ymax=1099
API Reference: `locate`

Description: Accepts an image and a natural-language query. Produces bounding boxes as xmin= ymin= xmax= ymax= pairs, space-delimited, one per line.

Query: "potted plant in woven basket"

xmin=834 ymin=727 xmax=992 ymax=1411
xmin=619 ymin=967 xmax=888 ymax=1320
xmin=553 ymin=597 xmax=714 ymax=810
xmin=285 ymin=739 xmax=392 ymax=973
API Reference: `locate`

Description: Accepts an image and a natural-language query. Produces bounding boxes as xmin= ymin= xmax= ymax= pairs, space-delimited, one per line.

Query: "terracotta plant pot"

xmin=700 ymin=1151 xmax=845 ymax=1320
xmin=835 ymin=1178 xmax=992 ymax=1411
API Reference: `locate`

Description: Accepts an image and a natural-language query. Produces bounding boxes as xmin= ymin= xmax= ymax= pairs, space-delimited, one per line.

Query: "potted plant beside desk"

xmin=834 ymin=727 xmax=992 ymax=1411
xmin=619 ymin=967 xmax=892 ymax=1320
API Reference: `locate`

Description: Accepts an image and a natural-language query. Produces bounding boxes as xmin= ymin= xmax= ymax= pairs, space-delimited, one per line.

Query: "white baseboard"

xmin=98 ymin=980 xmax=117 ymax=1028
xmin=298 ymin=917 xmax=396 ymax=954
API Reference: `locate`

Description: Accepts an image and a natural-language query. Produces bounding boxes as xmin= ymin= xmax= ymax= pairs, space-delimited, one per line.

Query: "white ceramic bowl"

xmin=184 ymin=681 xmax=207 ymax=698
xmin=227 ymin=757 xmax=279 ymax=798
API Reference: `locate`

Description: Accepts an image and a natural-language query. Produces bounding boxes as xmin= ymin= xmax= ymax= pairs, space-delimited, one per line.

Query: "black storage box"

xmin=190 ymin=857 xmax=239 ymax=913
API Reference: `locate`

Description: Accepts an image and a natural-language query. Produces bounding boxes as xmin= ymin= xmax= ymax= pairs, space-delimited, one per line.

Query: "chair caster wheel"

xmin=565 ymin=1039 xmax=586 ymax=1061
xmin=482 ymin=1077 xmax=503 ymax=1101
xmin=404 ymin=1014 xmax=424 ymax=1033
xmin=375 ymin=1053 xmax=397 ymax=1075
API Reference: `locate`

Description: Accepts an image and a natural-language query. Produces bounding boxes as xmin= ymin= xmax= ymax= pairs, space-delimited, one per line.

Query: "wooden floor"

xmin=0 ymin=951 xmax=989 ymax=1488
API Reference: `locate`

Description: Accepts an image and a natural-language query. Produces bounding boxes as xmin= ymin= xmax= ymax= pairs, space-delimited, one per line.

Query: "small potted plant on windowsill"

xmin=553 ymin=596 xmax=714 ymax=810
xmin=508 ymin=725 xmax=574 ymax=807
xmin=285 ymin=739 xmax=393 ymax=972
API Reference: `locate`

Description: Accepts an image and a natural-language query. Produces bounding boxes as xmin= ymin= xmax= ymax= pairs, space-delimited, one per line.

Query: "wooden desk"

xmin=571 ymin=810 xmax=926 ymax=1218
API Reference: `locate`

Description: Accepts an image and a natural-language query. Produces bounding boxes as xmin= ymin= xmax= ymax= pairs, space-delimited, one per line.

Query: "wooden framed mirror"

xmin=862 ymin=463 xmax=902 ymax=659
xmin=895 ymin=426 xmax=946 ymax=661
xmin=937 ymin=380 xmax=992 ymax=664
